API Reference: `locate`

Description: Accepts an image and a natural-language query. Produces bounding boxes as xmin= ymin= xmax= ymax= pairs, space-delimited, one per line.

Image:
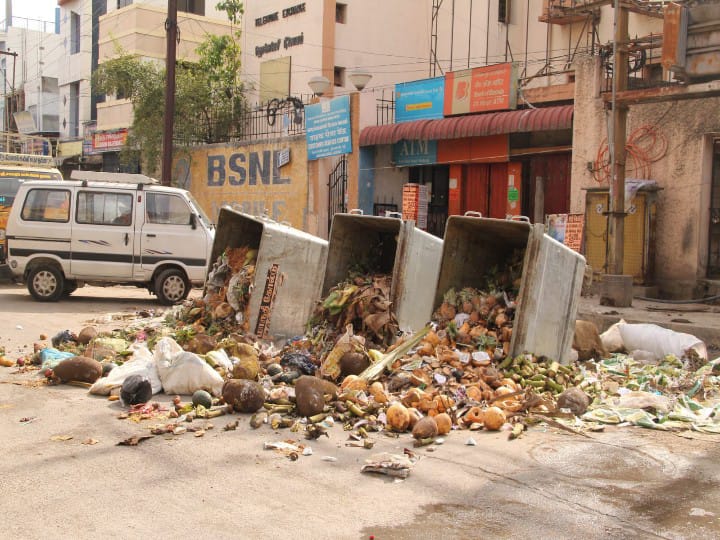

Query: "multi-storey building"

xmin=0 ymin=14 xmax=63 ymax=151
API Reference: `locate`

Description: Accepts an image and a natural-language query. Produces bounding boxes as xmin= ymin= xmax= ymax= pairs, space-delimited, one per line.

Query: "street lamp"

xmin=348 ymin=70 xmax=372 ymax=91
xmin=308 ymin=75 xmax=330 ymax=97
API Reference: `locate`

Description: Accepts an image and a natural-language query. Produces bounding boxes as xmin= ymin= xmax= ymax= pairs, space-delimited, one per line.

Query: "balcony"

xmin=98 ymin=3 xmax=234 ymax=64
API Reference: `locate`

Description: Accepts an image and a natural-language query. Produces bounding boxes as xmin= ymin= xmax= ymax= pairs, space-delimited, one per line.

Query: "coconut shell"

xmin=77 ymin=326 xmax=98 ymax=345
xmin=557 ymin=387 xmax=590 ymax=416
xmin=53 ymin=356 xmax=102 ymax=383
xmin=482 ymin=406 xmax=506 ymax=430
xmin=186 ymin=334 xmax=217 ymax=355
xmin=412 ymin=416 xmax=439 ymax=439
xmin=294 ymin=376 xmax=338 ymax=418
xmin=435 ymin=412 xmax=452 ymax=435
xmin=213 ymin=302 xmax=234 ymax=319
xmin=339 ymin=351 xmax=370 ymax=377
xmin=222 ymin=379 xmax=265 ymax=413
xmin=369 ymin=382 xmax=388 ymax=404
xmin=233 ymin=357 xmax=260 ymax=380
xmin=386 ymin=402 xmax=411 ymax=432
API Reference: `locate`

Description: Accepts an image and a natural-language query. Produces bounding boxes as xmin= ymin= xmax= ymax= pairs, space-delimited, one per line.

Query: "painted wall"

xmin=571 ymin=55 xmax=720 ymax=296
xmin=174 ymin=136 xmax=309 ymax=230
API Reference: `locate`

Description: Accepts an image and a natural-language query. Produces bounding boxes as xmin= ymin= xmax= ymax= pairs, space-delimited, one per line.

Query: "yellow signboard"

xmin=174 ymin=137 xmax=308 ymax=229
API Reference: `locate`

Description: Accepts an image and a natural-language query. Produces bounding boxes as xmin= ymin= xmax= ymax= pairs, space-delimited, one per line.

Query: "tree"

xmin=92 ymin=2 xmax=246 ymax=177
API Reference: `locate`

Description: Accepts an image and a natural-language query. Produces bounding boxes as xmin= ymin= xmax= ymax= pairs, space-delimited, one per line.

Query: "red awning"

xmin=359 ymin=104 xmax=573 ymax=146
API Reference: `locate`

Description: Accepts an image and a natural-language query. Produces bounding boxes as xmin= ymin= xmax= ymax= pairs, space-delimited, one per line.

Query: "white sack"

xmin=618 ymin=323 xmax=707 ymax=362
xmin=89 ymin=343 xmax=162 ymax=396
xmin=154 ymin=337 xmax=224 ymax=396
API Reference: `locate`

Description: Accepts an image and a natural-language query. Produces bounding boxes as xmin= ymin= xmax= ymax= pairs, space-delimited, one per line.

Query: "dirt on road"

xmin=2 ymin=283 xmax=720 ymax=539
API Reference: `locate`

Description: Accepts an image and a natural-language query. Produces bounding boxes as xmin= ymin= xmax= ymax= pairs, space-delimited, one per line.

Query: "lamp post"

xmin=308 ymin=75 xmax=330 ymax=98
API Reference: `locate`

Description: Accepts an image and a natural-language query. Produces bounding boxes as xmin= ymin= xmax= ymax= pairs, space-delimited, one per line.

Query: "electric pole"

xmin=161 ymin=0 xmax=177 ymax=186
xmin=607 ymin=0 xmax=629 ymax=276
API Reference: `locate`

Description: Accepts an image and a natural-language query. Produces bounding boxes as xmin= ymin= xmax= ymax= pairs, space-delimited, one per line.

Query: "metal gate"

xmin=328 ymin=155 xmax=348 ymax=232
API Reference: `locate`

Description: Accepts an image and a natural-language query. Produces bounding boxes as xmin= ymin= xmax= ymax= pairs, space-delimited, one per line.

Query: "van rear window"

xmin=21 ymin=188 xmax=70 ymax=222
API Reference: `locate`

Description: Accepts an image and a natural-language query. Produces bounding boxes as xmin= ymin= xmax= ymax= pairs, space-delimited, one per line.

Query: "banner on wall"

xmin=402 ymin=183 xmax=428 ymax=229
xmin=305 ymin=95 xmax=352 ymax=160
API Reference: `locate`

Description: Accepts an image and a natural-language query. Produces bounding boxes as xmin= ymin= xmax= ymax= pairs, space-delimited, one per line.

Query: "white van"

xmin=5 ymin=171 xmax=214 ymax=304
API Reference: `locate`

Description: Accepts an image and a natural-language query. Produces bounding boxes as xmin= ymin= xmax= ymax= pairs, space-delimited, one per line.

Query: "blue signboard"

xmin=395 ymin=77 xmax=445 ymax=123
xmin=392 ymin=139 xmax=437 ymax=166
xmin=305 ymin=95 xmax=352 ymax=160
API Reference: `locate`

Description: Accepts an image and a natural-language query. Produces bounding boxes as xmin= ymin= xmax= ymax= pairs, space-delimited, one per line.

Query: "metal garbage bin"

xmin=209 ymin=207 xmax=328 ymax=340
xmin=435 ymin=216 xmax=586 ymax=363
xmin=323 ymin=211 xmax=443 ymax=331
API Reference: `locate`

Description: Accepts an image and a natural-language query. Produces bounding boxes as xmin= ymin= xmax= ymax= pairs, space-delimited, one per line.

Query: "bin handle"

xmin=464 ymin=211 xmax=483 ymax=218
xmin=385 ymin=211 xmax=403 ymax=219
xmin=507 ymin=215 xmax=530 ymax=223
xmin=349 ymin=209 xmax=364 ymax=215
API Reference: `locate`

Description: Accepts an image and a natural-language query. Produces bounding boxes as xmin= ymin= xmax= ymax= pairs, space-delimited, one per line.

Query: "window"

xmin=177 ymin=0 xmax=204 ymax=16
xmin=70 ymin=11 xmax=81 ymax=54
xmin=146 ymin=193 xmax=191 ymax=225
xmin=498 ymin=0 xmax=511 ymax=24
xmin=69 ymin=82 xmax=80 ymax=137
xmin=117 ymin=0 xmax=132 ymax=8
xmin=21 ymin=189 xmax=70 ymax=223
xmin=336 ymin=3 xmax=347 ymax=24
xmin=334 ymin=66 xmax=345 ymax=87
xmin=76 ymin=191 xmax=133 ymax=226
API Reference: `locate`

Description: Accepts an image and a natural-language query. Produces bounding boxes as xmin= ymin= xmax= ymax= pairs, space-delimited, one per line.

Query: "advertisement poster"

xmin=563 ymin=214 xmax=585 ymax=253
xmin=546 ymin=213 xmax=568 ymax=243
xmin=444 ymin=63 xmax=517 ymax=116
xmin=395 ymin=77 xmax=445 ymax=123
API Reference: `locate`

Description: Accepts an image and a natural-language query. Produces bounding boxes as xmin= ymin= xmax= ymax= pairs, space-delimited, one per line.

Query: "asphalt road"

xmin=1 ymin=282 xmax=720 ymax=539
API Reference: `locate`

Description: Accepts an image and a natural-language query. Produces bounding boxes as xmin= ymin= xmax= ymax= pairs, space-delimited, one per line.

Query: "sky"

xmin=2 ymin=0 xmax=59 ymax=27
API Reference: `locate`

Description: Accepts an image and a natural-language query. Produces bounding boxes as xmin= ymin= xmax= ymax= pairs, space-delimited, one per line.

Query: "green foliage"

xmin=92 ymin=2 xmax=247 ymax=177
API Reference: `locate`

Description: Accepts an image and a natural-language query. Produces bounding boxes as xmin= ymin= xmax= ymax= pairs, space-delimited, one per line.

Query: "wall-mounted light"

xmin=348 ymin=70 xmax=372 ymax=91
xmin=308 ymin=75 xmax=330 ymax=96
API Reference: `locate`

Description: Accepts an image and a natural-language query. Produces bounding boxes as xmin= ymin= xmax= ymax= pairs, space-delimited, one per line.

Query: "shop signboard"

xmin=395 ymin=77 xmax=445 ymax=123
xmin=92 ymin=128 xmax=128 ymax=153
xmin=444 ymin=63 xmax=518 ymax=116
xmin=305 ymin=95 xmax=352 ymax=160
xmin=392 ymin=139 xmax=437 ymax=166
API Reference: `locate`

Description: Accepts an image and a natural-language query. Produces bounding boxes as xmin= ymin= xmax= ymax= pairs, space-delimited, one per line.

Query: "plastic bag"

xmin=89 ymin=343 xmax=162 ymax=396
xmin=39 ymin=348 xmax=75 ymax=371
xmin=154 ymin=337 xmax=224 ymax=396
xmin=121 ymin=374 xmax=153 ymax=405
xmin=618 ymin=323 xmax=707 ymax=361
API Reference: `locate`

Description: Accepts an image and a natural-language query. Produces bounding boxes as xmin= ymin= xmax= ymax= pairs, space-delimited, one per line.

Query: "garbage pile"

xmin=182 ymin=246 xmax=258 ymax=334
xmin=431 ymin=249 xmax=524 ymax=358
xmin=308 ymin=274 xmax=399 ymax=353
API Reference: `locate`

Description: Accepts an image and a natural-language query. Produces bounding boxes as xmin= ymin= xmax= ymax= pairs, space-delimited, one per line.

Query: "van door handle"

xmin=124 ymin=233 xmax=129 ymax=246
xmin=146 ymin=234 xmax=156 ymax=238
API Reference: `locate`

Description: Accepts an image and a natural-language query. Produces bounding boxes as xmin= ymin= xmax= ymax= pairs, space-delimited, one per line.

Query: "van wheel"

xmin=28 ymin=265 xmax=65 ymax=302
xmin=155 ymin=269 xmax=189 ymax=305
xmin=63 ymin=281 xmax=79 ymax=297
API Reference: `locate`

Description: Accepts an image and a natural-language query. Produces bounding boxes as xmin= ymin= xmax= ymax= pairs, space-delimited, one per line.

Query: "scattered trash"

xmin=82 ymin=438 xmax=99 ymax=445
xmin=50 ymin=434 xmax=73 ymax=441
xmin=117 ymin=435 xmax=154 ymax=446
xmin=361 ymin=452 xmax=417 ymax=478
xmin=465 ymin=437 xmax=477 ymax=446
xmin=321 ymin=456 xmax=337 ymax=462
xmin=121 ymin=374 xmax=153 ymax=406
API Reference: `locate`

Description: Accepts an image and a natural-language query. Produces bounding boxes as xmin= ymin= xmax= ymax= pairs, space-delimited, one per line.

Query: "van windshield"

xmin=187 ymin=192 xmax=213 ymax=228
xmin=0 ymin=178 xmax=23 ymax=207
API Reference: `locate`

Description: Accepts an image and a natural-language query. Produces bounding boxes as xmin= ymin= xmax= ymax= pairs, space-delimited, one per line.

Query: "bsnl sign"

xmin=207 ymin=150 xmax=290 ymax=185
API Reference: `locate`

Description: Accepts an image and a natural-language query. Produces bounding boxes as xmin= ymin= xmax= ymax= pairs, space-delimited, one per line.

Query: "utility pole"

xmin=161 ymin=0 xmax=177 ymax=186
xmin=607 ymin=0 xmax=628 ymax=276
xmin=0 ymin=50 xmax=18 ymax=150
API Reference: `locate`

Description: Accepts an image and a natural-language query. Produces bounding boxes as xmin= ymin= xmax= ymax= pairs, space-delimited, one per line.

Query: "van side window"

xmin=146 ymin=193 xmax=191 ymax=225
xmin=20 ymin=189 xmax=70 ymax=222
xmin=77 ymin=191 xmax=133 ymax=226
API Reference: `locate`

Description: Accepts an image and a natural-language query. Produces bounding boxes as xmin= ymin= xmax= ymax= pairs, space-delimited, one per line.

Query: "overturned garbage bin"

xmin=323 ymin=211 xmax=443 ymax=331
xmin=206 ymin=207 xmax=328 ymax=341
xmin=434 ymin=216 xmax=586 ymax=363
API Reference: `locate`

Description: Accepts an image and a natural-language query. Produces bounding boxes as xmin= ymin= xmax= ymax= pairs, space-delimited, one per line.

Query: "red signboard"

xmin=444 ymin=63 xmax=517 ymax=116
xmin=402 ymin=184 xmax=428 ymax=229
xmin=92 ymin=129 xmax=128 ymax=153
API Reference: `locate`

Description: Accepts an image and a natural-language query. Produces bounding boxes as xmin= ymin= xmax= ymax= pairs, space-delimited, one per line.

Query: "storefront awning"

xmin=360 ymin=104 xmax=574 ymax=146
